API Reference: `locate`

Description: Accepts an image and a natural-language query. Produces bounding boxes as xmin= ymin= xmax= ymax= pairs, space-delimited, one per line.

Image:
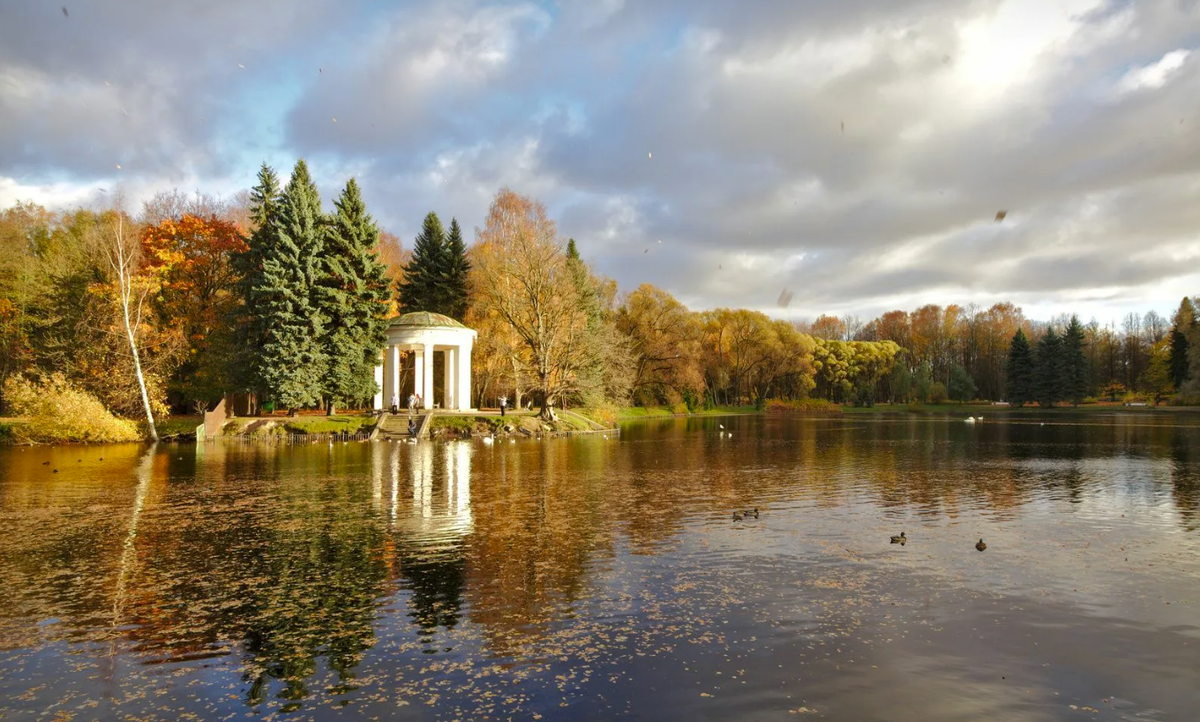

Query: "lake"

xmin=1 ymin=413 xmax=1198 ymax=721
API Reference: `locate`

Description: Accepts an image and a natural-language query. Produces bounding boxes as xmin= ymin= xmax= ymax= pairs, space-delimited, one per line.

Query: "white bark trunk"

xmin=107 ymin=212 xmax=158 ymax=442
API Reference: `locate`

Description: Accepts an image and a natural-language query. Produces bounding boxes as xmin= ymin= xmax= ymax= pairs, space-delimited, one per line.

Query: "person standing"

xmin=499 ymin=395 xmax=507 ymax=417
xmin=390 ymin=393 xmax=399 ymax=415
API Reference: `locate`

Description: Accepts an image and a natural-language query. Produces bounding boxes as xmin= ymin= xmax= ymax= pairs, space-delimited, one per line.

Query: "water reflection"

xmin=1 ymin=414 xmax=1199 ymax=720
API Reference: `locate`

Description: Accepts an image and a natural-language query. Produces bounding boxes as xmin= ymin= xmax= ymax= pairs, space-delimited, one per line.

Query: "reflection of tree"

xmin=1170 ymin=428 xmax=1199 ymax=532
xmin=397 ymin=546 xmax=465 ymax=639
xmin=241 ymin=516 xmax=387 ymax=706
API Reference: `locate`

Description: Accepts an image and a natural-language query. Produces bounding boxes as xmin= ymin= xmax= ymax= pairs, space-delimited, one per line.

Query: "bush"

xmin=3 ymin=374 xmax=141 ymax=443
xmin=765 ymin=398 xmax=843 ymax=415
xmin=579 ymin=402 xmax=620 ymax=426
xmin=929 ymin=382 xmax=949 ymax=404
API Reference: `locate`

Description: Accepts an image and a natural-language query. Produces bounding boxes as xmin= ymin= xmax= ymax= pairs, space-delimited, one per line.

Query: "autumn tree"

xmin=1169 ymin=297 xmax=1196 ymax=391
xmin=251 ymin=159 xmax=327 ymax=412
xmin=471 ymin=189 xmax=588 ymax=419
xmin=617 ymin=284 xmax=705 ymax=406
xmin=97 ymin=205 xmax=159 ymax=440
xmin=315 ymin=178 xmax=391 ymax=414
xmin=141 ymin=214 xmax=247 ymax=410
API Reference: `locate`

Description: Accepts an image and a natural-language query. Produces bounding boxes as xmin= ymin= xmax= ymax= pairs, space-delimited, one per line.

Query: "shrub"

xmin=3 ymin=374 xmax=141 ymax=443
xmin=765 ymin=398 xmax=843 ymax=415
xmin=929 ymin=382 xmax=949 ymax=404
xmin=580 ymin=402 xmax=620 ymax=426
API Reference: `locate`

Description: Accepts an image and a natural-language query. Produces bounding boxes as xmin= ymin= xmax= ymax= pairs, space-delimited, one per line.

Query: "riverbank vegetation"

xmin=4 ymin=175 xmax=1199 ymax=443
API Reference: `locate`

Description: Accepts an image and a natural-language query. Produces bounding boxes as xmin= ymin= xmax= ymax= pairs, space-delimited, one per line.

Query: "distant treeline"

xmin=3 ymin=172 xmax=1198 ymax=432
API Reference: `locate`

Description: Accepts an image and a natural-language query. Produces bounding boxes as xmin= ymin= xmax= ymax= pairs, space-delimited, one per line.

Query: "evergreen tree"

xmin=443 ymin=218 xmax=471 ymax=320
xmin=1006 ymin=328 xmax=1035 ymax=406
xmin=397 ymin=212 xmax=448 ymax=313
xmin=253 ymin=159 xmax=327 ymax=412
xmin=1035 ymin=326 xmax=1064 ymax=408
xmin=316 ymin=178 xmax=392 ymax=414
xmin=1061 ymin=315 xmax=1088 ymax=406
xmin=565 ymin=238 xmax=606 ymax=405
xmin=948 ymin=363 xmax=977 ymax=403
xmin=232 ymin=163 xmax=282 ymax=407
xmin=1169 ymin=297 xmax=1196 ymax=390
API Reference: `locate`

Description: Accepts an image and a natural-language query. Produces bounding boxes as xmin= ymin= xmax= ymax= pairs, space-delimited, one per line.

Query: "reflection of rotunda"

xmin=373 ymin=441 xmax=474 ymax=542
xmin=374 ymin=312 xmax=477 ymax=412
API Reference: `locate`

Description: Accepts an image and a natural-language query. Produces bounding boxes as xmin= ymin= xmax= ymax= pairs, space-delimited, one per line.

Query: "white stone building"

xmin=374 ymin=312 xmax=476 ymax=412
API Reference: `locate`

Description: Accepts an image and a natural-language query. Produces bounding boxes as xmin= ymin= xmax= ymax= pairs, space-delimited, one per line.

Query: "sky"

xmin=2 ymin=0 xmax=1199 ymax=325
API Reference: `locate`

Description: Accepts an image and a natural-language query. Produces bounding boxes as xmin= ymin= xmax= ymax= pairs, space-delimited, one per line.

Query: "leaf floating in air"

xmin=995 ymin=210 xmax=1007 ymax=222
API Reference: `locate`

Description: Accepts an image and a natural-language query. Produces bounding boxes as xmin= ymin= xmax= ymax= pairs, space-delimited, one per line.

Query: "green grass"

xmin=431 ymin=415 xmax=505 ymax=432
xmin=0 ymin=421 xmax=17 ymax=443
xmin=280 ymin=415 xmax=379 ymax=435
xmin=612 ymin=405 xmax=756 ymax=420
xmin=152 ymin=415 xmax=204 ymax=437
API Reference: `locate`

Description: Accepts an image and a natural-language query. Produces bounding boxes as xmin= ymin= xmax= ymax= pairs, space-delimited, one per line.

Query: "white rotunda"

xmin=374 ymin=312 xmax=476 ymax=412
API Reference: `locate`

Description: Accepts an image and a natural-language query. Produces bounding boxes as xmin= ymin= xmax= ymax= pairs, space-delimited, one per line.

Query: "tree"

xmin=141 ymin=213 xmax=247 ymax=410
xmin=98 ymin=206 xmax=158 ymax=440
xmin=252 ymin=159 xmax=327 ymax=412
xmin=471 ymin=189 xmax=588 ymax=419
xmin=1169 ymin=297 xmax=1196 ymax=391
xmin=1035 ymin=326 xmax=1063 ymax=407
xmin=444 ymin=218 xmax=470 ymax=320
xmin=315 ymin=178 xmax=391 ymax=414
xmin=1006 ymin=328 xmax=1035 ymax=406
xmin=1061 ymin=315 xmax=1088 ymax=406
xmin=948 ymin=363 xmax=977 ymax=403
xmin=889 ymin=363 xmax=912 ymax=403
xmin=232 ymin=163 xmax=283 ymax=409
xmin=617 ymin=284 xmax=705 ymax=405
xmin=1141 ymin=337 xmax=1173 ymax=403
xmin=397 ymin=212 xmax=449 ymax=314
xmin=914 ymin=361 xmax=933 ymax=403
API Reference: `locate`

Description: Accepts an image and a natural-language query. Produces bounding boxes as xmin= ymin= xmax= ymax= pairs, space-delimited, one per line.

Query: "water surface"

xmin=2 ymin=413 xmax=1198 ymax=720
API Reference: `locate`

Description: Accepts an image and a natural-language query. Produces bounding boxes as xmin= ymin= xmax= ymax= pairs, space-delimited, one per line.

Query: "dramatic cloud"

xmin=3 ymin=0 xmax=1199 ymax=322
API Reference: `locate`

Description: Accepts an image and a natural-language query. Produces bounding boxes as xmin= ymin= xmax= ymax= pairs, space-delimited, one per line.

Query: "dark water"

xmin=2 ymin=413 xmax=1199 ymax=721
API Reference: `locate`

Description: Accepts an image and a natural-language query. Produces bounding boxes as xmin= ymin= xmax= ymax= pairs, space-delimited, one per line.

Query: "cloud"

xmin=2 ymin=0 xmax=1199 ymax=322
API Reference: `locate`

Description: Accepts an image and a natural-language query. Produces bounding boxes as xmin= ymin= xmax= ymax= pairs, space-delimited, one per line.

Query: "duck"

xmin=732 ymin=511 xmax=744 ymax=522
xmin=890 ymin=531 xmax=906 ymax=544
xmin=964 ymin=416 xmax=976 ymax=424
xmin=975 ymin=538 xmax=987 ymax=552
xmin=742 ymin=508 xmax=759 ymax=519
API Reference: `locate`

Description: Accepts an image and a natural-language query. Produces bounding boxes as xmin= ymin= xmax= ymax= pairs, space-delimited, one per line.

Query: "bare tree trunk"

xmin=104 ymin=211 xmax=158 ymax=442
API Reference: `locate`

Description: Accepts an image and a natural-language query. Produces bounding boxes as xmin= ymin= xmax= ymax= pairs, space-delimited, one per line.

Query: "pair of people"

xmin=389 ymin=393 xmax=422 ymax=414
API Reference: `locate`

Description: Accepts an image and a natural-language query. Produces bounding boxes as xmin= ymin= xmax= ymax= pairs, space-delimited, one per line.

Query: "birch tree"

xmin=99 ymin=207 xmax=158 ymax=441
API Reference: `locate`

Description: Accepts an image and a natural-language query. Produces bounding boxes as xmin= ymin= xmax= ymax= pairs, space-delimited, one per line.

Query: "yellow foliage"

xmin=2 ymin=374 xmax=141 ymax=443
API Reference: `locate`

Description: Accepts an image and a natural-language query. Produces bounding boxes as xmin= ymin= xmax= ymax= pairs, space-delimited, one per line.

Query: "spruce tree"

xmin=1006 ymin=328 xmax=1035 ymax=406
xmin=397 ymin=212 xmax=448 ymax=313
xmin=1035 ymin=327 xmax=1064 ymax=408
xmin=1169 ymin=297 xmax=1196 ymax=390
xmin=1062 ymin=315 xmax=1088 ymax=406
xmin=232 ymin=163 xmax=282 ymax=407
xmin=253 ymin=159 xmax=327 ymax=412
xmin=565 ymin=238 xmax=606 ymax=404
xmin=444 ymin=218 xmax=471 ymax=320
xmin=316 ymin=178 xmax=392 ymax=414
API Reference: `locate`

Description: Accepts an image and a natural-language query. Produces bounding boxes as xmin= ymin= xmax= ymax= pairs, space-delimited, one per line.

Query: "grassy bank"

xmin=430 ymin=411 xmax=595 ymax=438
xmin=222 ymin=414 xmax=380 ymax=437
xmin=576 ymin=405 xmax=758 ymax=426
